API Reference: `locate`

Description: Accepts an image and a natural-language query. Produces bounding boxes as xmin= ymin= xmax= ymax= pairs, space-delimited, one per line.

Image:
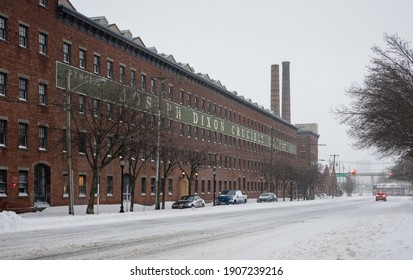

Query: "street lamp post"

xmin=65 ymin=71 xmax=105 ymax=215
xmin=213 ymin=166 xmax=216 ymax=206
xmin=119 ymin=157 xmax=126 ymax=213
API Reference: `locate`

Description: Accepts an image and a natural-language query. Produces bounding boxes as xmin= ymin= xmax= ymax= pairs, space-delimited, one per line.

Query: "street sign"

xmin=336 ymin=173 xmax=348 ymax=178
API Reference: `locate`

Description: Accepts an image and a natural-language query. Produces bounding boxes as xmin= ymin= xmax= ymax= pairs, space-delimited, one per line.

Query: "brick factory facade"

xmin=0 ymin=0 xmax=317 ymax=212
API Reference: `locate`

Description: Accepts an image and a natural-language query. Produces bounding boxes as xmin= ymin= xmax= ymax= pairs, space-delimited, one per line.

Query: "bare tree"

xmin=70 ymin=81 xmax=144 ymax=214
xmin=390 ymin=156 xmax=413 ymax=181
xmin=342 ymin=175 xmax=356 ymax=196
xmin=335 ymin=34 xmax=413 ymax=159
xmin=179 ymin=141 xmax=220 ymax=195
xmin=296 ymin=166 xmax=321 ymax=200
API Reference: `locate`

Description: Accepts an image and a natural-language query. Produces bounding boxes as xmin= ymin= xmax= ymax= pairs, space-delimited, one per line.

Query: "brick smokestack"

xmin=282 ymin=61 xmax=291 ymax=123
xmin=270 ymin=64 xmax=280 ymax=116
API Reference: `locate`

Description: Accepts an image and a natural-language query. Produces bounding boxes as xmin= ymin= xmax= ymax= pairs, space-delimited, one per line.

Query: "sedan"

xmin=172 ymin=195 xmax=206 ymax=209
xmin=257 ymin=192 xmax=278 ymax=202
xmin=375 ymin=192 xmax=387 ymax=201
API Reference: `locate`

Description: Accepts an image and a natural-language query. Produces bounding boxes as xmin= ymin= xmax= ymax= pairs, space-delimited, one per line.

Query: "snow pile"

xmin=0 ymin=211 xmax=26 ymax=231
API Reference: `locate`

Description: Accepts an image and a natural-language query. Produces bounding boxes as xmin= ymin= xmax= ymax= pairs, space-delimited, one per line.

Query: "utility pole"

xmin=154 ymin=75 xmax=170 ymax=210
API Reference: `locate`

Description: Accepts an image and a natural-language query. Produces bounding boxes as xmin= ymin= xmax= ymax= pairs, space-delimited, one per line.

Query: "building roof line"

xmin=56 ymin=4 xmax=297 ymax=130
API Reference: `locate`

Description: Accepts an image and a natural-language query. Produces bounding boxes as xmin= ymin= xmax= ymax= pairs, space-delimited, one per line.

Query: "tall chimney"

xmin=282 ymin=61 xmax=291 ymax=123
xmin=270 ymin=64 xmax=280 ymax=116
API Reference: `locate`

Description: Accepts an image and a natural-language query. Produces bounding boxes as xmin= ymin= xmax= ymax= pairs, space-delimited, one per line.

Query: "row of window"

xmin=0 ymin=72 xmax=48 ymax=105
xmin=0 ymin=169 xmax=264 ymax=197
xmin=0 ymin=170 xmax=29 ymax=195
xmin=0 ymin=119 xmax=48 ymax=150
xmin=71 ymin=92 xmax=294 ymax=159
xmin=0 ymin=16 xmax=48 ymax=54
xmin=0 ymin=116 xmax=281 ymax=172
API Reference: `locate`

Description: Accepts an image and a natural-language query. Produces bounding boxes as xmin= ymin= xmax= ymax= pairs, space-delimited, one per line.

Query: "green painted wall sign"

xmin=56 ymin=61 xmax=297 ymax=154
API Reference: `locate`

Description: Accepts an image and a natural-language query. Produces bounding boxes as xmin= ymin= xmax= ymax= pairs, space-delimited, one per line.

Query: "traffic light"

xmin=351 ymin=169 xmax=357 ymax=176
xmin=388 ymin=171 xmax=393 ymax=178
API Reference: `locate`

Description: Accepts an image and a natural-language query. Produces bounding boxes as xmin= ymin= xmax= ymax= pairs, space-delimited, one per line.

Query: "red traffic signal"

xmin=388 ymin=171 xmax=393 ymax=177
xmin=351 ymin=169 xmax=357 ymax=176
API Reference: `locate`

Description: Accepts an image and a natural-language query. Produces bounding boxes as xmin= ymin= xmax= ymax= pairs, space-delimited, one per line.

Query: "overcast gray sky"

xmin=70 ymin=0 xmax=413 ymax=174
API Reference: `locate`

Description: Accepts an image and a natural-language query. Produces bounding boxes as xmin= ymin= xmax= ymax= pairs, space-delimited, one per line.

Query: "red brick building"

xmin=0 ymin=0 xmax=313 ymax=212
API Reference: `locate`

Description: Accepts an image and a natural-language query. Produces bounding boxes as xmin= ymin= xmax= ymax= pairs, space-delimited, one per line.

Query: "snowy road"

xmin=1 ymin=196 xmax=413 ymax=259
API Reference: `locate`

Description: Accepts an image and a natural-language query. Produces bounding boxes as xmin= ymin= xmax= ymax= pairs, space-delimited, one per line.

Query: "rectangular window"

xmin=179 ymin=90 xmax=184 ymax=105
xmin=201 ymin=99 xmax=205 ymax=112
xmin=39 ymin=126 xmax=47 ymax=150
xmin=79 ymin=95 xmax=85 ymax=113
xmin=79 ymin=49 xmax=86 ymax=69
xmin=79 ymin=132 xmax=86 ymax=154
xmin=208 ymin=180 xmax=211 ymax=193
xmin=39 ymin=83 xmax=47 ymax=105
xmin=19 ymin=25 xmax=28 ymax=48
xmin=39 ymin=32 xmax=47 ymax=54
xmin=93 ymin=55 xmax=100 ymax=74
xmin=141 ymin=177 xmax=147 ymax=195
xmin=0 ymin=170 xmax=7 ymax=195
xmin=130 ymin=70 xmax=136 ymax=87
xmin=63 ymin=42 xmax=71 ymax=63
xmin=141 ymin=74 xmax=147 ymax=91
xmin=187 ymin=93 xmax=192 ymax=107
xmin=168 ymin=85 xmax=173 ymax=100
xmin=194 ymin=96 xmax=198 ymax=110
xmin=18 ymin=171 xmax=28 ymax=194
xmin=187 ymin=125 xmax=192 ymax=138
xmin=63 ymin=174 xmax=68 ymax=195
xmin=93 ymin=99 xmax=99 ymax=117
xmin=79 ymin=175 xmax=86 ymax=196
xmin=201 ymin=179 xmax=205 ymax=193
xmin=107 ymin=60 xmax=113 ymax=79
xmin=194 ymin=179 xmax=199 ymax=194
xmin=194 ymin=126 xmax=198 ymax=139
xmin=0 ymin=16 xmax=7 ymax=40
xmin=180 ymin=123 xmax=184 ymax=137
xmin=19 ymin=78 xmax=28 ymax=100
xmin=0 ymin=120 xmax=6 ymax=146
xmin=168 ymin=178 xmax=173 ymax=195
xmin=119 ymin=65 xmax=125 ymax=83
xmin=0 ymin=73 xmax=5 ymax=96
xmin=150 ymin=78 xmax=156 ymax=94
xmin=150 ymin=177 xmax=155 ymax=195
xmin=19 ymin=123 xmax=28 ymax=148
xmin=107 ymin=176 xmax=113 ymax=195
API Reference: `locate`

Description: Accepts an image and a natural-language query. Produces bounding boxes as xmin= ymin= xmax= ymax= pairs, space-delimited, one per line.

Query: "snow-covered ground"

xmin=1 ymin=195 xmax=413 ymax=279
xmin=1 ymin=195 xmax=413 ymax=259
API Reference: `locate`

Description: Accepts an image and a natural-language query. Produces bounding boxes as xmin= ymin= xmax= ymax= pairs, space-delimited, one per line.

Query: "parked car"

xmin=172 ymin=195 xmax=205 ymax=209
xmin=257 ymin=192 xmax=277 ymax=202
xmin=216 ymin=190 xmax=247 ymax=205
xmin=375 ymin=192 xmax=387 ymax=201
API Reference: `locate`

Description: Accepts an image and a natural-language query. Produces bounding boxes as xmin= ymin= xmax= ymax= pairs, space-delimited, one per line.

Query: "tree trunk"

xmin=86 ymin=168 xmax=98 ymax=214
xmin=129 ymin=177 xmax=136 ymax=212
